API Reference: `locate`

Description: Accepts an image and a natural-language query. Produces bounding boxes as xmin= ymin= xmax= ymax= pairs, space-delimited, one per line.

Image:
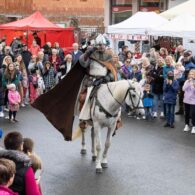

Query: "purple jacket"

xmin=183 ymin=80 xmax=195 ymax=105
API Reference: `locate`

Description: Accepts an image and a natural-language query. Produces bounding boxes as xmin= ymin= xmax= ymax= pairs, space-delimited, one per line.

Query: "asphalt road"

xmin=1 ymin=106 xmax=195 ymax=195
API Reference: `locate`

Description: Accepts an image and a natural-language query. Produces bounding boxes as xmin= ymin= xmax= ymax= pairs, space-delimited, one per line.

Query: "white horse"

xmin=74 ymin=79 xmax=144 ymax=173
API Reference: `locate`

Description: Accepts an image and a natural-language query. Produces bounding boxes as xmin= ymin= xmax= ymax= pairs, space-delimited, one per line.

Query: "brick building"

xmin=0 ymin=0 xmax=104 ymax=29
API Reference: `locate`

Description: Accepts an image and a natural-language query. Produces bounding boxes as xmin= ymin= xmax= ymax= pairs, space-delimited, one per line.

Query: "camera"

xmin=168 ymin=75 xmax=174 ymax=80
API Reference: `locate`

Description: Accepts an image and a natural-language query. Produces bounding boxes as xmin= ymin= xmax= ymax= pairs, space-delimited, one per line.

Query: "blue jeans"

xmin=145 ymin=107 xmax=152 ymax=120
xmin=153 ymin=94 xmax=164 ymax=112
xmin=0 ymin=106 xmax=2 ymax=112
xmin=165 ymin=104 xmax=175 ymax=125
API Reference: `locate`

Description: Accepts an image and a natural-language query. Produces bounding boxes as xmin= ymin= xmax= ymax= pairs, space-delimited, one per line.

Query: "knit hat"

xmin=8 ymin=83 xmax=16 ymax=90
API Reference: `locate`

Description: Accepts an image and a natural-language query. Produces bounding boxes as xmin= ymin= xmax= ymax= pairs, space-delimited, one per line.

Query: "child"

xmin=29 ymin=69 xmax=38 ymax=104
xmin=143 ymin=84 xmax=153 ymax=120
xmin=163 ymin=71 xmax=179 ymax=128
xmin=7 ymin=84 xmax=21 ymax=122
xmin=0 ymin=158 xmax=18 ymax=195
xmin=23 ymin=138 xmax=42 ymax=194
xmin=174 ymin=62 xmax=185 ymax=81
xmin=129 ymin=64 xmax=142 ymax=82
xmin=37 ymin=73 xmax=45 ymax=96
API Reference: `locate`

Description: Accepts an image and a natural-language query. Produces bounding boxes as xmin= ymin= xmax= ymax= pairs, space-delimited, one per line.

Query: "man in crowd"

xmin=71 ymin=43 xmax=83 ymax=66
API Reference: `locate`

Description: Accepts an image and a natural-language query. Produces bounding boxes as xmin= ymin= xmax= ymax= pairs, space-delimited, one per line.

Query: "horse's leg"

xmin=80 ymin=128 xmax=87 ymax=155
xmin=101 ymin=123 xmax=116 ymax=168
xmin=91 ymin=127 xmax=96 ymax=161
xmin=93 ymin=122 xmax=102 ymax=173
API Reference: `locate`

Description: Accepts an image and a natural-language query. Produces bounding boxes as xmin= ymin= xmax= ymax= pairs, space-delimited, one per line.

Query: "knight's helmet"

xmin=95 ymin=34 xmax=110 ymax=46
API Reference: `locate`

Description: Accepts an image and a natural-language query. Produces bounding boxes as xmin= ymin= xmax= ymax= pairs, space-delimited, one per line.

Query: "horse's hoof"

xmin=80 ymin=149 xmax=87 ymax=155
xmin=101 ymin=163 xmax=108 ymax=168
xmin=92 ymin=156 xmax=96 ymax=161
xmin=96 ymin=168 xmax=102 ymax=173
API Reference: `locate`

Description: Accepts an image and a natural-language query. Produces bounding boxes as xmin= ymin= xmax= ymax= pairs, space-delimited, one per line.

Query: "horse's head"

xmin=125 ymin=80 xmax=145 ymax=116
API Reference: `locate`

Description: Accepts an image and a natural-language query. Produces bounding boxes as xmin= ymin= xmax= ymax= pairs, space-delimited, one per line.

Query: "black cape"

xmin=32 ymin=62 xmax=85 ymax=141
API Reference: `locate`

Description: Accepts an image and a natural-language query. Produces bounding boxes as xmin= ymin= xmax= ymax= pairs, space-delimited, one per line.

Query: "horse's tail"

xmin=72 ymin=127 xmax=82 ymax=141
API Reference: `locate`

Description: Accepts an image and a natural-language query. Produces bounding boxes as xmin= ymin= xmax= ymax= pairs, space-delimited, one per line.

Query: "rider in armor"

xmin=78 ymin=34 xmax=117 ymax=127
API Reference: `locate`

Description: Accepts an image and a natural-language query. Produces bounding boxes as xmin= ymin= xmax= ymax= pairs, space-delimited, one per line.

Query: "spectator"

xmin=140 ymin=57 xmax=153 ymax=80
xmin=43 ymin=61 xmax=56 ymax=92
xmin=118 ymin=45 xmax=128 ymax=63
xmin=0 ymin=131 xmax=41 ymax=195
xmin=163 ymin=55 xmax=175 ymax=79
xmin=174 ymin=62 xmax=185 ymax=81
xmin=23 ymin=138 xmax=34 ymax=155
xmin=29 ymin=69 xmax=38 ymax=104
xmin=126 ymin=51 xmax=136 ymax=65
xmin=30 ymin=40 xmax=40 ymax=57
xmin=2 ymin=56 xmax=13 ymax=72
xmin=129 ymin=64 xmax=142 ymax=82
xmin=159 ymin=47 xmax=168 ymax=59
xmin=15 ymin=54 xmax=28 ymax=107
xmin=33 ymin=32 xmax=41 ymax=47
xmin=175 ymin=45 xmax=184 ymax=63
xmin=3 ymin=46 xmax=14 ymax=62
xmin=120 ymin=58 xmax=132 ymax=79
xmin=49 ymin=49 xmax=61 ymax=72
xmin=7 ymin=83 xmax=21 ymax=122
xmin=71 ymin=43 xmax=83 ymax=66
xmin=143 ymin=84 xmax=153 ymax=120
xmin=0 ymin=44 xmax=4 ymax=68
xmin=21 ymin=44 xmax=32 ymax=73
xmin=150 ymin=57 xmax=165 ymax=118
xmin=54 ymin=42 xmax=65 ymax=62
xmin=0 ymin=158 xmax=17 ymax=195
xmin=43 ymin=42 xmax=52 ymax=60
xmin=2 ymin=63 xmax=19 ymax=111
xmin=163 ymin=71 xmax=179 ymax=128
xmin=112 ymin=54 xmax=122 ymax=80
xmin=183 ymin=69 xmax=195 ymax=133
xmin=0 ymin=68 xmax=4 ymax=117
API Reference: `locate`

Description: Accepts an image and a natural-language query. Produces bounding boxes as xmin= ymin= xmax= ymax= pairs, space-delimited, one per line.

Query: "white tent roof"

xmin=150 ymin=14 xmax=195 ymax=38
xmin=160 ymin=0 xmax=195 ymax=20
xmin=107 ymin=12 xmax=168 ymax=35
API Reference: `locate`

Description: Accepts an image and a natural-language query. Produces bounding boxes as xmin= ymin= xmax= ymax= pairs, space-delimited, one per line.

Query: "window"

xmin=111 ymin=0 xmax=132 ymax=6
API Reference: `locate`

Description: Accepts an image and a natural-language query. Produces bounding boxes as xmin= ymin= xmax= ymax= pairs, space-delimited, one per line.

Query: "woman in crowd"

xmin=0 ymin=68 xmax=4 ymax=117
xmin=0 ymin=131 xmax=41 ymax=195
xmin=150 ymin=57 xmax=165 ymax=118
xmin=163 ymin=55 xmax=175 ymax=79
xmin=49 ymin=48 xmax=61 ymax=72
xmin=2 ymin=56 xmax=13 ymax=72
xmin=15 ymin=54 xmax=28 ymax=107
xmin=2 ymin=63 xmax=19 ymax=111
xmin=183 ymin=69 xmax=195 ymax=133
xmin=126 ymin=51 xmax=136 ymax=65
xmin=43 ymin=61 xmax=56 ymax=92
xmin=120 ymin=58 xmax=132 ymax=79
xmin=112 ymin=54 xmax=123 ymax=80
xmin=160 ymin=47 xmax=168 ymax=59
xmin=140 ymin=57 xmax=153 ymax=80
xmin=30 ymin=40 xmax=40 ymax=56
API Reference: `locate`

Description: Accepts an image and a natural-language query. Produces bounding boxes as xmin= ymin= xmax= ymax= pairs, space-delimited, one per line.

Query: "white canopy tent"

xmin=150 ymin=14 xmax=195 ymax=38
xmin=160 ymin=0 xmax=195 ymax=20
xmin=107 ymin=12 xmax=168 ymax=35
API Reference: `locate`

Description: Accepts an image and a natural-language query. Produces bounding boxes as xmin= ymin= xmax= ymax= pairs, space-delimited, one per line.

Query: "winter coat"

xmin=0 ymin=186 xmax=18 ymax=195
xmin=129 ymin=71 xmax=142 ymax=82
xmin=150 ymin=66 xmax=164 ymax=94
xmin=21 ymin=50 xmax=32 ymax=72
xmin=183 ymin=61 xmax=195 ymax=79
xmin=8 ymin=90 xmax=21 ymax=111
xmin=43 ymin=67 xmax=56 ymax=89
xmin=2 ymin=72 xmax=19 ymax=89
xmin=163 ymin=65 xmax=174 ymax=79
xmin=163 ymin=80 xmax=179 ymax=104
xmin=182 ymin=80 xmax=195 ymax=105
xmin=143 ymin=91 xmax=153 ymax=108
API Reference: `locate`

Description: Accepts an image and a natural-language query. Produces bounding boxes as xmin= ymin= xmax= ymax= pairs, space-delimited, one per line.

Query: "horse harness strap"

xmin=95 ymin=98 xmax=118 ymax=118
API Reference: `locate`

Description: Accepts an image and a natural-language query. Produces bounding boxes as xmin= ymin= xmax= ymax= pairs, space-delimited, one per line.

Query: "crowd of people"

xmin=0 ymin=34 xmax=83 ymax=122
xmin=0 ymin=130 xmax=42 ymax=195
xmin=115 ymin=44 xmax=195 ymax=131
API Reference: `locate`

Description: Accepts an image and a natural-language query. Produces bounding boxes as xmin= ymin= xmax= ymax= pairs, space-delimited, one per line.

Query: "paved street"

xmin=1 ymin=106 xmax=195 ymax=195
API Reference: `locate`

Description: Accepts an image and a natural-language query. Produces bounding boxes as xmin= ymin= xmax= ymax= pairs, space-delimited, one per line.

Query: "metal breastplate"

xmin=89 ymin=60 xmax=107 ymax=76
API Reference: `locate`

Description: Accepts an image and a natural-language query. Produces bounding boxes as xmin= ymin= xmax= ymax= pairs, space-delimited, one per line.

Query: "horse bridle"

xmin=106 ymin=81 xmax=143 ymax=111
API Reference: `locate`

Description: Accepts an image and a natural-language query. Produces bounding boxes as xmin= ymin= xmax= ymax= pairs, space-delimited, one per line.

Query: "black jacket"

xmin=0 ymin=149 xmax=31 ymax=195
